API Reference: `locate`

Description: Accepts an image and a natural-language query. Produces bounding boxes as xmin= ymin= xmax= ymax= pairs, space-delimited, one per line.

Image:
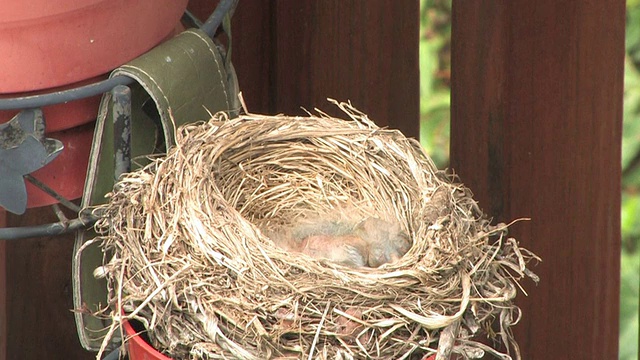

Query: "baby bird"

xmin=354 ymin=218 xmax=413 ymax=268
xmin=299 ymin=234 xmax=368 ymax=268
xmin=268 ymin=215 xmax=412 ymax=268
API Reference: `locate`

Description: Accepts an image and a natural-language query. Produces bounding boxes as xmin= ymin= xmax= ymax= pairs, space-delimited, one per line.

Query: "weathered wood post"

xmin=450 ymin=1 xmax=624 ymax=358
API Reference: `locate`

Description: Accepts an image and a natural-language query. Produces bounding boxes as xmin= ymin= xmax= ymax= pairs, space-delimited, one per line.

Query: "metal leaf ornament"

xmin=0 ymin=109 xmax=64 ymax=214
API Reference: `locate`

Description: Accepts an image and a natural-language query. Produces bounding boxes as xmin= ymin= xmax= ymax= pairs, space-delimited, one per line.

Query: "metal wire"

xmin=0 ymin=76 xmax=134 ymax=110
xmin=24 ymin=175 xmax=82 ymax=213
xmin=0 ymin=212 xmax=98 ymax=240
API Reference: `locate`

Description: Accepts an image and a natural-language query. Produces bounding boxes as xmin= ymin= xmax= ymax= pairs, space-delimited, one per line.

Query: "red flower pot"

xmin=0 ymin=0 xmax=189 ymax=93
xmin=123 ymin=319 xmax=172 ymax=360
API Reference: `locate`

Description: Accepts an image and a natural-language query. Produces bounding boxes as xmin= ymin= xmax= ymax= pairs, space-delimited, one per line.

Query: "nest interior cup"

xmin=94 ymin=101 xmax=539 ymax=360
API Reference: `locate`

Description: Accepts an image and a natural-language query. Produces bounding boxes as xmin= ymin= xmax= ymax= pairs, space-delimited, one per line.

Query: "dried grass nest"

xmin=93 ymin=101 xmax=539 ymax=360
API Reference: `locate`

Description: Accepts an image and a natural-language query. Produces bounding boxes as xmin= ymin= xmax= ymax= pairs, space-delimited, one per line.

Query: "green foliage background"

xmin=419 ymin=1 xmax=639 ymax=358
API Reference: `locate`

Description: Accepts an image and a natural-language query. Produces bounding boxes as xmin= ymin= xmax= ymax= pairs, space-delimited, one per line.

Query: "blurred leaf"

xmin=623 ymin=20 xmax=640 ymax=327
xmin=420 ymin=102 xmax=450 ymax=167
xmin=619 ymin=251 xmax=639 ymax=360
xmin=627 ymin=4 xmax=640 ymax=65
xmin=621 ymin=195 xmax=640 ymax=237
xmin=623 ymin=58 xmax=640 ymax=175
xmin=621 ymin=195 xmax=640 ymax=252
xmin=419 ymin=40 xmax=439 ymax=105
xmin=419 ymin=0 xmax=452 ymax=169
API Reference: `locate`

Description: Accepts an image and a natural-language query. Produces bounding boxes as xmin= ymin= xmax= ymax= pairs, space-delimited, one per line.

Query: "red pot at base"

xmin=123 ymin=317 xmax=439 ymax=360
xmin=123 ymin=319 xmax=172 ymax=360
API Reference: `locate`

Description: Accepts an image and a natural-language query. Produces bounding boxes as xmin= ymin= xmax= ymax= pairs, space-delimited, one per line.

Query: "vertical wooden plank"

xmin=188 ymin=1 xmax=419 ymax=135
xmin=450 ymin=1 xmax=624 ymax=359
xmin=273 ymin=0 xmax=420 ymax=138
xmin=230 ymin=0 xmax=275 ymax=113
xmin=5 ymin=207 xmax=91 ymax=360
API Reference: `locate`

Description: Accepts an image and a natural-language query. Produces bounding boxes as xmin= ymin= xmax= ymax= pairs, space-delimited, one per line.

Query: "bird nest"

xmin=93 ymin=101 xmax=539 ymax=360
